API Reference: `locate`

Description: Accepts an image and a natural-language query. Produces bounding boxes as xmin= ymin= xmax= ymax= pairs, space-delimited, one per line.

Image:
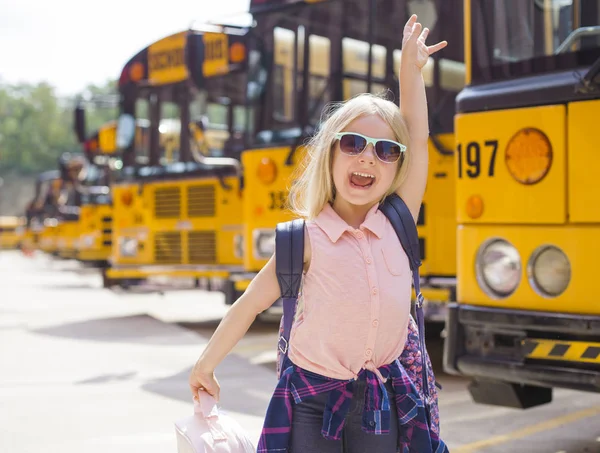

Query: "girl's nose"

xmin=359 ymin=144 xmax=376 ymax=165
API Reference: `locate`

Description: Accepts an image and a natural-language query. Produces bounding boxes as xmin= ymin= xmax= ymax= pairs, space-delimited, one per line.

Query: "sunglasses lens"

xmin=339 ymin=134 xmax=366 ymax=155
xmin=376 ymin=141 xmax=402 ymax=163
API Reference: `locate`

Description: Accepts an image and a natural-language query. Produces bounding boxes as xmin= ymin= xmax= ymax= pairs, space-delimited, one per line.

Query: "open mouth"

xmin=349 ymin=171 xmax=375 ymax=189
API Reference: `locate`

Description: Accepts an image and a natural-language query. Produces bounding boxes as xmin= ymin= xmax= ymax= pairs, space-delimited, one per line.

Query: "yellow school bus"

xmin=229 ymin=0 xmax=465 ymax=320
xmin=73 ymin=115 xmax=195 ymax=276
xmin=53 ymin=154 xmax=87 ymax=259
xmin=100 ymin=26 xmax=250 ymax=287
xmin=0 ymin=216 xmax=25 ymax=250
xmin=73 ymin=128 xmax=115 ymax=265
xmin=444 ymin=0 xmax=600 ymax=407
xmin=23 ymin=170 xmax=62 ymax=254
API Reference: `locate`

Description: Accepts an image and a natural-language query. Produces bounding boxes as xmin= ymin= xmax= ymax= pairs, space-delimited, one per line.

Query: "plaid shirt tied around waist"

xmin=257 ymin=358 xmax=448 ymax=453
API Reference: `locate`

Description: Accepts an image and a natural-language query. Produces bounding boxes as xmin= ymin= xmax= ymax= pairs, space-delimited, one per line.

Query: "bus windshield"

xmin=246 ymin=0 xmax=464 ymax=140
xmin=471 ymin=0 xmax=600 ymax=84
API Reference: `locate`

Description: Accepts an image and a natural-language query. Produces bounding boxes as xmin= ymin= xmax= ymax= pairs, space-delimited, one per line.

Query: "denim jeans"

xmin=289 ymin=379 xmax=399 ymax=453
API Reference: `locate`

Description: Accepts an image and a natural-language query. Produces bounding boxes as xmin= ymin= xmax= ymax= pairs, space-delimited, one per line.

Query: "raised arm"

xmin=396 ymin=15 xmax=447 ymax=221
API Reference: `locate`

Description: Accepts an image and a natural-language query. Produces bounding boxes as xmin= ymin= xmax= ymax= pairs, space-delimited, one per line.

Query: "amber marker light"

xmin=505 ymin=128 xmax=552 ymax=184
xmin=257 ymin=157 xmax=277 ymax=184
xmin=130 ymin=62 xmax=144 ymax=82
xmin=121 ymin=190 xmax=133 ymax=206
xmin=230 ymin=42 xmax=246 ymax=63
xmin=466 ymin=194 xmax=484 ymax=219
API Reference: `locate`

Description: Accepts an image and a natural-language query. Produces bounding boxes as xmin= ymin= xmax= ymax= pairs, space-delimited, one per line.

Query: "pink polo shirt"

xmin=288 ymin=202 xmax=412 ymax=381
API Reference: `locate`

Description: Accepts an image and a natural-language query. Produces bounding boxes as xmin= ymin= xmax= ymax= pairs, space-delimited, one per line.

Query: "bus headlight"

xmin=80 ymin=235 xmax=95 ymax=249
xmin=119 ymin=237 xmax=138 ymax=257
xmin=476 ymin=239 xmax=521 ymax=298
xmin=253 ymin=229 xmax=275 ymax=259
xmin=528 ymin=246 xmax=571 ymax=297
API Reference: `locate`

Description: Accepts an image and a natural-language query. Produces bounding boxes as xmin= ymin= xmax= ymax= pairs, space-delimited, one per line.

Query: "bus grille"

xmin=188 ymin=231 xmax=217 ymax=264
xmin=155 ymin=232 xmax=182 ymax=264
xmin=101 ymin=216 xmax=112 ymax=247
xmin=187 ymin=185 xmax=216 ymax=218
xmin=155 ymin=188 xmax=181 ymax=219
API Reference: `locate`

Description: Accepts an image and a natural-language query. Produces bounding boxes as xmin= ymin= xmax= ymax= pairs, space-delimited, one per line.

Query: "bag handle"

xmin=379 ymin=193 xmax=430 ymax=399
xmin=275 ymin=219 xmax=305 ymax=374
xmin=193 ymin=391 xmax=227 ymax=441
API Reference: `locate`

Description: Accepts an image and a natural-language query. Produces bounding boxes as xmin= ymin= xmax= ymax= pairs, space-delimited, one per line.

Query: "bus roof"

xmin=117 ymin=26 xmax=249 ymax=95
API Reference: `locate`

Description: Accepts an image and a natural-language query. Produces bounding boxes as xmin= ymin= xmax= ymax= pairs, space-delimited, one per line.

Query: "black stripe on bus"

xmin=417 ymin=203 xmax=425 ymax=226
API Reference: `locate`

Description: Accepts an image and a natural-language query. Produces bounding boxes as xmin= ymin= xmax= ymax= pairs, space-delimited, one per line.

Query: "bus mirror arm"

xmin=189 ymin=134 xmax=242 ymax=188
xmin=555 ymin=26 xmax=600 ymax=54
xmin=216 ymin=174 xmax=232 ymax=191
xmin=579 ymin=56 xmax=600 ymax=93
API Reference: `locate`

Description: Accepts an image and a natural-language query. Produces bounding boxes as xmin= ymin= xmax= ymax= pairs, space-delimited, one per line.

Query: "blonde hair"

xmin=288 ymin=92 xmax=411 ymax=220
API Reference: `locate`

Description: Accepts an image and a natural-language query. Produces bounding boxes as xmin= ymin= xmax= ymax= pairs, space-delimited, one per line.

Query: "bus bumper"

xmin=105 ymin=265 xmax=240 ymax=281
xmin=76 ymin=249 xmax=110 ymax=264
xmin=58 ymin=248 xmax=78 ymax=259
xmin=444 ymin=303 xmax=600 ymax=407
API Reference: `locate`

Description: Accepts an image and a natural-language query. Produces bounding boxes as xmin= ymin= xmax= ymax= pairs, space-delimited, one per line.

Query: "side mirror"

xmin=116 ymin=114 xmax=136 ymax=149
xmin=74 ymin=104 xmax=86 ymax=143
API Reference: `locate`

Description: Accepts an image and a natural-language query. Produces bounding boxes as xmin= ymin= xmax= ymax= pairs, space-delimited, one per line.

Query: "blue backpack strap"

xmin=379 ymin=193 xmax=430 ymax=399
xmin=275 ymin=218 xmax=305 ymax=374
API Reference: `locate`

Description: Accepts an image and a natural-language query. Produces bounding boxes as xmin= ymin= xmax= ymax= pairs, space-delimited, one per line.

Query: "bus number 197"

xmin=457 ymin=140 xmax=499 ymax=179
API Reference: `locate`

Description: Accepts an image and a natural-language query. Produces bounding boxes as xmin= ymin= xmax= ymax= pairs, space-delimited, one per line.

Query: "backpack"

xmin=274 ymin=194 xmax=439 ymax=430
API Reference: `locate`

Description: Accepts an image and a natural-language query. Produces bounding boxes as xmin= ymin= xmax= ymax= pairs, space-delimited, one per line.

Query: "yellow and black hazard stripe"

xmin=521 ymin=339 xmax=600 ymax=364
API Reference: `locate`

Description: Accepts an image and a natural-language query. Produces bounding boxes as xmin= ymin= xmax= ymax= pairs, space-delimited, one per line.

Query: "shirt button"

xmin=366 ymin=257 xmax=372 ymax=264
xmin=355 ymin=231 xmax=364 ymax=239
xmin=365 ymin=349 xmax=373 ymax=357
xmin=372 ymin=319 xmax=379 ymax=328
xmin=372 ymin=287 xmax=378 ymax=295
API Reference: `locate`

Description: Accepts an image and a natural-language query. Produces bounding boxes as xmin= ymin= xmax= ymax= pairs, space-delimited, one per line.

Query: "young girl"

xmin=189 ymin=15 xmax=448 ymax=453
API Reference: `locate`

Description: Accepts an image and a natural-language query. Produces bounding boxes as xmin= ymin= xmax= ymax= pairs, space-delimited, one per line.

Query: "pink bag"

xmin=174 ymin=393 xmax=256 ymax=453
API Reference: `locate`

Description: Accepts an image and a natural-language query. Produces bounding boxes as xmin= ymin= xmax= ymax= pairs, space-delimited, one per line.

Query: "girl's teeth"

xmin=353 ymin=172 xmax=374 ymax=178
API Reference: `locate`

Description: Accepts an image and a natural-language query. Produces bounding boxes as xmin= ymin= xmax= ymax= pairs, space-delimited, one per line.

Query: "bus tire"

xmin=223 ymin=280 xmax=241 ymax=305
xmin=467 ymin=379 xmax=552 ymax=409
xmin=101 ymin=268 xmax=116 ymax=289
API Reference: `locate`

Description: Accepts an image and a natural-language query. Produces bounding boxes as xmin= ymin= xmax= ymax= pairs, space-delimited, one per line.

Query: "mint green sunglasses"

xmin=334 ymin=132 xmax=406 ymax=164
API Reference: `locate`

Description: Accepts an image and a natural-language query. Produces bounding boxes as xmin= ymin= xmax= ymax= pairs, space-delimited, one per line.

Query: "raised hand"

xmin=402 ymin=14 xmax=448 ymax=69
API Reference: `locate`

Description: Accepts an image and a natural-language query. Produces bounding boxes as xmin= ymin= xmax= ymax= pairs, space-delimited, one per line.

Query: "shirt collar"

xmin=314 ymin=202 xmax=386 ymax=243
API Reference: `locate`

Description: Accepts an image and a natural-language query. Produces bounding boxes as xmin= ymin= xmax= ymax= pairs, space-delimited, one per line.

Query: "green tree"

xmin=0 ymin=82 xmax=76 ymax=174
xmin=0 ymin=79 xmax=120 ymax=176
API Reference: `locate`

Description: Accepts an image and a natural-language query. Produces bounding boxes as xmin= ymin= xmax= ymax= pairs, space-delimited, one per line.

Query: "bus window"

xmin=393 ymin=49 xmax=465 ymax=93
xmin=472 ymin=0 xmax=600 ymax=84
xmin=343 ymin=38 xmax=387 ymax=98
xmin=134 ymin=99 xmax=150 ymax=163
xmin=308 ymin=34 xmax=330 ymax=123
xmin=272 ymin=64 xmax=286 ymax=121
xmin=233 ymin=105 xmax=250 ymax=132
xmin=273 ymin=27 xmax=296 ymax=122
